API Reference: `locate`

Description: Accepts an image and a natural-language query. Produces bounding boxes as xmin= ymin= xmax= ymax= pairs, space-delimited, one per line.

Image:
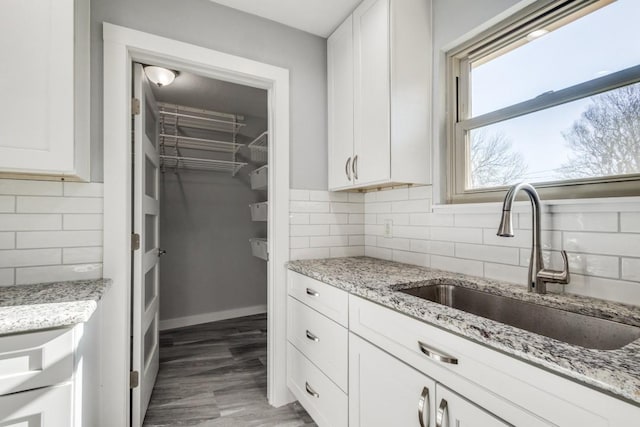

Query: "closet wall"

xmin=154 ymin=73 xmax=269 ymax=328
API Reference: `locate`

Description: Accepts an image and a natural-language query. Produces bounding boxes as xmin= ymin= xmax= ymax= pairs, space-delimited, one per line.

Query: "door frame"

xmin=102 ymin=23 xmax=292 ymax=426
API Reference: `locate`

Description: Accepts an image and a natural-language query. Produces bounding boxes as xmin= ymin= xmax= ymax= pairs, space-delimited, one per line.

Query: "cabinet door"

xmin=0 ymin=0 xmax=88 ymax=179
xmin=435 ymin=385 xmax=511 ymax=427
xmin=0 ymin=383 xmax=72 ymax=426
xmin=353 ymin=0 xmax=391 ymax=186
xmin=328 ymin=15 xmax=355 ymax=190
xmin=350 ymin=333 xmax=436 ymax=427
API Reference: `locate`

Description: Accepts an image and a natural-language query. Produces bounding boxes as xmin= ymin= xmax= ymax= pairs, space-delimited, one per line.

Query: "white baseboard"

xmin=159 ymin=304 xmax=267 ymax=331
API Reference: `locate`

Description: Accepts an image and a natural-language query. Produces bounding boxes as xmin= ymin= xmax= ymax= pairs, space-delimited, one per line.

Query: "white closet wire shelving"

xmin=158 ymin=102 xmax=248 ymax=176
xmin=248 ymin=131 xmax=268 ymax=162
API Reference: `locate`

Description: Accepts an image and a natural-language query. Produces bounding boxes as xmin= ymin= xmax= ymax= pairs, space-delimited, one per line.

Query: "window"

xmin=447 ymin=0 xmax=640 ymax=202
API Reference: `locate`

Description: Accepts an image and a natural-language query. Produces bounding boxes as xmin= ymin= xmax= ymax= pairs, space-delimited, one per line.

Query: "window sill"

xmin=432 ymin=196 xmax=640 ymax=214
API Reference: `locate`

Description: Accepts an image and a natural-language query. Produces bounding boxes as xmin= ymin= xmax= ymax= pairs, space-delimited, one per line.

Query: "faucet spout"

xmin=496 ymin=183 xmax=544 ymax=293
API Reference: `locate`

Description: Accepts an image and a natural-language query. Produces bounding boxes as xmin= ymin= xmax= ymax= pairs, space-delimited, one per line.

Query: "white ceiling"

xmin=210 ymin=0 xmax=361 ymax=37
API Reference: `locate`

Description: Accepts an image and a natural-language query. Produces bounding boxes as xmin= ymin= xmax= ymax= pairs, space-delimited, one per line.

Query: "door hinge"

xmin=131 ymin=98 xmax=141 ymax=115
xmin=131 ymin=233 xmax=141 ymax=251
xmin=130 ymin=370 xmax=139 ymax=389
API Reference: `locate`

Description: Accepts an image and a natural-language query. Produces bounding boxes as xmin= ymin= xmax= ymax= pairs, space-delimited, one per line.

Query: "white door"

xmin=328 ymin=15 xmax=355 ymax=190
xmin=435 ymin=385 xmax=511 ymax=427
xmin=349 ymin=334 xmax=436 ymax=427
xmin=353 ymin=0 xmax=391 ymax=186
xmin=132 ymin=63 xmax=161 ymax=426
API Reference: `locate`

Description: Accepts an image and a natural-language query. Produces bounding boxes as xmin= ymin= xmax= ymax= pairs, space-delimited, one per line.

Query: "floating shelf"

xmin=160 ymin=155 xmax=247 ymax=176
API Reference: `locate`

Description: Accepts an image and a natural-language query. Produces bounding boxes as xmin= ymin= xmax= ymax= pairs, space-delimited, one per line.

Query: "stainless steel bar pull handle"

xmin=418 ymin=386 xmax=430 ymax=427
xmin=306 ymin=288 xmax=319 ymax=297
xmin=436 ymin=398 xmax=449 ymax=427
xmin=418 ymin=341 xmax=458 ymax=365
xmin=352 ymin=154 xmax=358 ymax=180
xmin=305 ymin=382 xmax=319 ymax=398
xmin=306 ymin=330 xmax=319 ymax=342
xmin=345 ymin=157 xmax=352 ymax=180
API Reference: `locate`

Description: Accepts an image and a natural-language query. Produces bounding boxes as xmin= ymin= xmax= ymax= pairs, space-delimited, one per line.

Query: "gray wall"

xmin=159 ymin=168 xmax=268 ymax=321
xmin=91 ymin=0 xmax=328 ymax=189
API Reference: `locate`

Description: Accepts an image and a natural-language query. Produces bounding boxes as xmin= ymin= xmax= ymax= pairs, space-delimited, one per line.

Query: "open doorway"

xmin=102 ymin=24 xmax=292 ymax=427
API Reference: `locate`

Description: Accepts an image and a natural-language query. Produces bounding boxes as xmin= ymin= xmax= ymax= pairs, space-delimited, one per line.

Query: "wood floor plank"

xmin=143 ymin=314 xmax=316 ymax=427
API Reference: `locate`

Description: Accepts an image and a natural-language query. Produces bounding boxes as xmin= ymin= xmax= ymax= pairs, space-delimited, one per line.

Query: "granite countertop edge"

xmin=287 ymin=256 xmax=640 ymax=405
xmin=0 ymin=278 xmax=112 ymax=336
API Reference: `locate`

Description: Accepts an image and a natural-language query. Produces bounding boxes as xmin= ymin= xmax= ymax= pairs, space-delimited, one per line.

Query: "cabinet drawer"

xmin=288 ymin=271 xmax=348 ymax=326
xmin=349 ymin=295 xmax=612 ymax=427
xmin=287 ymin=296 xmax=348 ymax=392
xmin=0 ymin=327 xmax=74 ymax=396
xmin=287 ymin=343 xmax=348 ymax=427
xmin=0 ymin=383 xmax=72 ymax=426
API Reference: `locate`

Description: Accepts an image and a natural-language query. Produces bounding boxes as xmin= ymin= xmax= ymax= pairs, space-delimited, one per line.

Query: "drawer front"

xmin=287 ymin=343 xmax=348 ymax=427
xmin=287 ymin=296 xmax=348 ymax=392
xmin=0 ymin=327 xmax=74 ymax=396
xmin=288 ymin=270 xmax=348 ymax=326
xmin=0 ymin=383 xmax=72 ymax=426
xmin=349 ymin=295 xmax=610 ymax=427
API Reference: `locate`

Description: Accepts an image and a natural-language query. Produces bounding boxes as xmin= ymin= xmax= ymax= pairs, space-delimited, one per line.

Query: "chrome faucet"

xmin=497 ymin=182 xmax=570 ymax=294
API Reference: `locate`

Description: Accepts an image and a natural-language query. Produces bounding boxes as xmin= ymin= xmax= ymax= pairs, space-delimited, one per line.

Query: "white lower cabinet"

xmin=0 ymin=383 xmax=72 ymax=427
xmin=434 ymin=385 xmax=510 ymax=427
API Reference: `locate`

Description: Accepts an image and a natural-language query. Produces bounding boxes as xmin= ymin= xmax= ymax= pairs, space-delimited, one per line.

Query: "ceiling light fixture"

xmin=526 ymin=29 xmax=549 ymax=41
xmin=144 ymin=66 xmax=176 ymax=87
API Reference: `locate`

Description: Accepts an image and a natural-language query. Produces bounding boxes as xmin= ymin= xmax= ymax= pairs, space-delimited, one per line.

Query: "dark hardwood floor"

xmin=143 ymin=313 xmax=316 ymax=426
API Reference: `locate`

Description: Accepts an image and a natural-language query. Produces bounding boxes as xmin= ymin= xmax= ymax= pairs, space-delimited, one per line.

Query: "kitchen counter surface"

xmin=288 ymin=256 xmax=640 ymax=405
xmin=0 ymin=278 xmax=111 ymax=335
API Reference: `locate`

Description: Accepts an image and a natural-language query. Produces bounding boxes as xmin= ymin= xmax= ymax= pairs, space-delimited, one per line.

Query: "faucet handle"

xmin=537 ymin=250 xmax=571 ymax=285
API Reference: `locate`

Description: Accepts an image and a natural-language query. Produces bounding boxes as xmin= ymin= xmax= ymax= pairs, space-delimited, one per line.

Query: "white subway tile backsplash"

xmin=310 ymin=190 xmax=348 ymax=202
xmin=16 ymin=263 xmax=102 ymax=285
xmin=63 ymin=247 xmax=103 ymax=264
xmin=392 ymin=250 xmax=429 ymax=267
xmin=455 ymin=243 xmax=519 ymax=265
xmin=310 ymin=235 xmax=349 ymax=248
xmin=17 ymin=196 xmax=103 ymax=214
xmin=0 ymin=180 xmax=62 ymax=196
xmin=348 ymin=193 xmax=365 ymax=203
xmin=483 ymin=263 xmax=528 ymax=285
xmin=290 ymin=247 xmax=331 ymax=260
xmin=349 ymin=214 xmax=365 ymax=224
xmin=394 ymin=225 xmax=429 ymax=240
xmin=376 ymin=237 xmax=410 ymax=251
xmin=331 ymin=202 xmax=364 ymax=214
xmin=289 ymin=201 xmax=330 ymax=213
xmin=454 ymin=213 xmax=503 ymax=229
xmin=565 ymin=253 xmax=620 ymax=279
xmin=364 ymin=214 xmax=377 ymax=225
xmin=552 ymin=212 xmax=618 ymax=232
xmin=330 ymin=246 xmax=365 ymax=257
xmin=620 ymin=213 xmax=640 ymax=233
xmin=622 ymin=258 xmax=640 ymax=282
xmin=366 ymin=202 xmax=392 ymax=213
xmin=290 ymin=236 xmax=310 ymax=249
xmin=557 ymin=274 xmax=640 ymax=305
xmin=349 ymin=235 xmax=365 ymax=246
xmin=290 ymin=225 xmax=331 ymax=237
xmin=309 ymin=213 xmax=349 ymax=225
xmin=376 ymin=188 xmax=408 ymax=202
xmin=0 ymin=232 xmax=15 ymax=249
xmin=0 ymin=268 xmax=14 ymax=286
xmin=365 ymin=246 xmax=392 ymax=260
xmin=0 ymin=249 xmax=61 ymax=268
xmin=431 ymin=255 xmax=483 ymax=277
xmin=289 ymin=213 xmax=310 ymax=225
xmin=0 ymin=214 xmax=61 ymax=231
xmin=63 ymin=182 xmax=103 ymax=197
xmin=409 ymin=186 xmax=432 ymax=200
xmin=17 ymin=230 xmax=103 ymax=249
xmin=564 ymin=232 xmax=640 ymax=257
xmin=431 ymin=227 xmax=483 ymax=244
xmin=377 ymin=213 xmax=409 ymax=225
xmin=63 ymin=214 xmax=103 ymax=230
xmin=392 ymin=199 xmax=431 ymax=213
xmin=0 ymin=196 xmax=16 ymax=213
xmin=330 ymin=224 xmax=364 ymax=236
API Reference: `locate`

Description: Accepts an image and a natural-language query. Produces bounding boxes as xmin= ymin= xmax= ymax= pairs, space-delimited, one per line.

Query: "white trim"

xmin=159 ymin=305 xmax=268 ymax=331
xmin=433 ymin=196 xmax=640 ymax=214
xmin=102 ymin=23 xmax=291 ymax=427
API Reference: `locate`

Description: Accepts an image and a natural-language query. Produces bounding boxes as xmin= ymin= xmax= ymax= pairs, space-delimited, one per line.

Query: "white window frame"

xmin=447 ymin=0 xmax=640 ymax=203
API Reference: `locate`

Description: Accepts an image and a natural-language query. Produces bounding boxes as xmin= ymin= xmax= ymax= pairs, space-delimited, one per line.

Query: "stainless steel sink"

xmin=398 ymin=281 xmax=640 ymax=350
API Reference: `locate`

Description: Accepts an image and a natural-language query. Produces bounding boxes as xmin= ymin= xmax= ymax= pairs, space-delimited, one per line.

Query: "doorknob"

xmin=158 ymin=249 xmax=167 ymax=257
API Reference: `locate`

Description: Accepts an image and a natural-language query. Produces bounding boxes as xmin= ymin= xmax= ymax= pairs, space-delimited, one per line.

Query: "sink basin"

xmin=399 ymin=281 xmax=640 ymax=350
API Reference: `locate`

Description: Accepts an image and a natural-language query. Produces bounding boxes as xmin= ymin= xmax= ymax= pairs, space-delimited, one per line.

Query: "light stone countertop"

xmin=0 ymin=278 xmax=111 ymax=335
xmin=288 ymin=256 xmax=640 ymax=405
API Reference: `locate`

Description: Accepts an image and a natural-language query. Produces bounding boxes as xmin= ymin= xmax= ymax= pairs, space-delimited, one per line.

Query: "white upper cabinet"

xmin=328 ymin=0 xmax=432 ymax=191
xmin=0 ymin=0 xmax=90 ymax=181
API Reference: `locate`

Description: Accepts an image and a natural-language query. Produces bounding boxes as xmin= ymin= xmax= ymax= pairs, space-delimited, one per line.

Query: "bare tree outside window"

xmin=560 ymin=83 xmax=640 ymax=179
xmin=470 ymin=131 xmax=528 ymax=188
